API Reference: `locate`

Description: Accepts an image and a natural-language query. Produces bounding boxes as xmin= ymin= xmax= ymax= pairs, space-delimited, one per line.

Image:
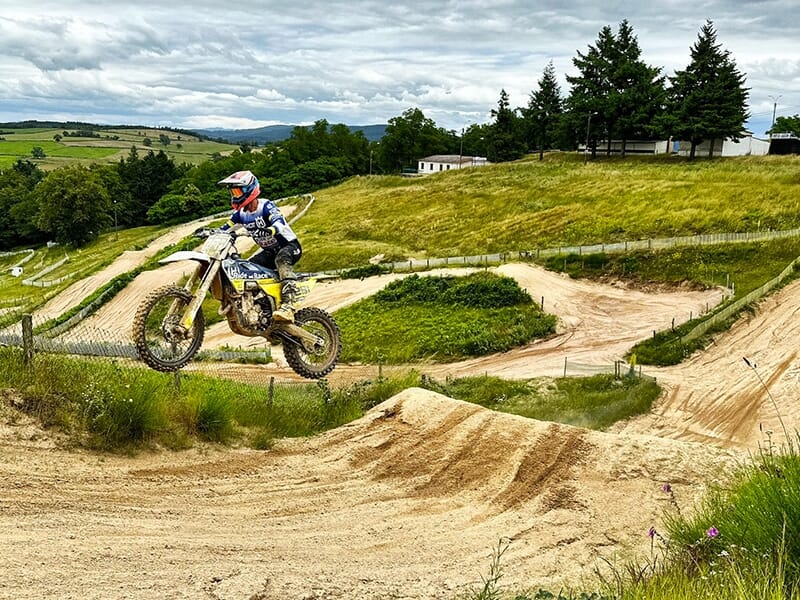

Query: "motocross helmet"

xmin=218 ymin=170 xmax=259 ymax=211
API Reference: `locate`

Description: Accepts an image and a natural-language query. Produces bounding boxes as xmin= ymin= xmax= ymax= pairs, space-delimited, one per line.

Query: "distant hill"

xmin=192 ymin=124 xmax=387 ymax=145
xmin=0 ymin=121 xmax=238 ymax=170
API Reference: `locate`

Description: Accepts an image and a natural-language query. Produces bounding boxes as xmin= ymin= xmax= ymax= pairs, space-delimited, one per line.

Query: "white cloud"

xmin=0 ymin=1 xmax=797 ymax=136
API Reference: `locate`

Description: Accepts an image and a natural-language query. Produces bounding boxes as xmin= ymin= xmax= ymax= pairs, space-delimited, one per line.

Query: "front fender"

xmin=159 ymin=250 xmax=212 ymax=265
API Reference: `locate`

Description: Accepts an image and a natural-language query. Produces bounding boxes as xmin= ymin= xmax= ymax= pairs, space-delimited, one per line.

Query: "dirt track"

xmin=3 ymin=218 xmax=800 ymax=598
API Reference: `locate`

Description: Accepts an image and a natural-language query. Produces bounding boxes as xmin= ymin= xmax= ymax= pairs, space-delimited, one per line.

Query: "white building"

xmin=579 ymin=132 xmax=770 ymax=158
xmin=675 ymin=132 xmax=770 ymax=157
xmin=417 ymin=155 xmax=489 ymax=174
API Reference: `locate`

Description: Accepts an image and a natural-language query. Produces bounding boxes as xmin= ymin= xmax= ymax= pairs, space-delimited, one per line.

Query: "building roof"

xmin=419 ymin=155 xmax=479 ymax=164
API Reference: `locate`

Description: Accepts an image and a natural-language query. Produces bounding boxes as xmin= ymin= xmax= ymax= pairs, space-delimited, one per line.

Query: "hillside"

xmin=296 ymin=154 xmax=800 ymax=271
xmin=0 ymin=122 xmax=238 ymax=169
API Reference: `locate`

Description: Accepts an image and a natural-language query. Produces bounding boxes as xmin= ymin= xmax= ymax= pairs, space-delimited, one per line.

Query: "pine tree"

xmin=566 ymin=21 xmax=665 ymax=157
xmin=665 ymin=20 xmax=750 ymax=159
xmin=566 ymin=26 xmax=614 ymax=158
xmin=486 ymin=89 xmax=525 ymax=162
xmin=525 ymin=61 xmax=564 ymax=160
xmin=608 ymin=20 xmax=666 ymax=156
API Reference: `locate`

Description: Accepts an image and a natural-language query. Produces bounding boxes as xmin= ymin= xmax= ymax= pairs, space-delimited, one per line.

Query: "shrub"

xmin=340 ymin=263 xmax=390 ymax=279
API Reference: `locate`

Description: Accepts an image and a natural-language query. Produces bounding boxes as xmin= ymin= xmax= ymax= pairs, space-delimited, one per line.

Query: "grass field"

xmin=0 ymin=225 xmax=165 ymax=316
xmin=297 ymin=153 xmax=800 ymax=272
xmin=0 ymin=126 xmax=238 ymax=169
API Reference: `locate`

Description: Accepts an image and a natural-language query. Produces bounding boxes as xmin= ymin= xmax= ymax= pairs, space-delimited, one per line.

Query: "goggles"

xmin=229 ymin=186 xmax=244 ymax=199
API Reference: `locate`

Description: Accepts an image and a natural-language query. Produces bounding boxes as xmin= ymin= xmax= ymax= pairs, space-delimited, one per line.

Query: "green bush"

xmin=338 ymin=272 xmax=554 ymax=363
xmin=373 ymin=273 xmax=452 ymax=303
xmin=340 ymin=263 xmax=390 ymax=279
xmin=441 ymin=271 xmax=532 ymax=308
xmin=81 ymin=380 xmax=167 ymax=449
xmin=373 ymin=271 xmax=532 ymax=308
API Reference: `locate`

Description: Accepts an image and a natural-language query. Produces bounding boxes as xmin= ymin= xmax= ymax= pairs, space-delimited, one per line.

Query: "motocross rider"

xmin=217 ymin=170 xmax=302 ymax=323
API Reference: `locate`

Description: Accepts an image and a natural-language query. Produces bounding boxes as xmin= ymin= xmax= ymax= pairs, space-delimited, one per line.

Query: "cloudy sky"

xmin=1 ymin=1 xmax=797 ymax=137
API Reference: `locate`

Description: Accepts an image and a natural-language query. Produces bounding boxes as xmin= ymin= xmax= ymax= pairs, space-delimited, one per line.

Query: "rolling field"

xmin=0 ymin=125 xmax=238 ymax=169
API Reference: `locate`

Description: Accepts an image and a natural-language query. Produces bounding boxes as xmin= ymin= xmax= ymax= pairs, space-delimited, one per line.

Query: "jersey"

xmin=221 ymin=198 xmax=299 ymax=251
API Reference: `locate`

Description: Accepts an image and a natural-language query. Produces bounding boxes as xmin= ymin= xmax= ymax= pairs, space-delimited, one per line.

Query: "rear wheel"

xmin=283 ymin=307 xmax=342 ymax=379
xmin=132 ymin=285 xmax=205 ymax=372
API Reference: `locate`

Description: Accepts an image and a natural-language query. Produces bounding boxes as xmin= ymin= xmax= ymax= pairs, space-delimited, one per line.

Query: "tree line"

xmin=0 ymin=19 xmax=775 ymax=250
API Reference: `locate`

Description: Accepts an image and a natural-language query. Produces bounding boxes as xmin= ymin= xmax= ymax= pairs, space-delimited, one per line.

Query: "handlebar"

xmin=193 ymin=227 xmax=246 ymax=240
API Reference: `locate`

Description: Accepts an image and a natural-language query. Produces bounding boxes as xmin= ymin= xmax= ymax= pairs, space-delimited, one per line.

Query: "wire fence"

xmin=328 ymin=226 xmax=800 ymax=276
xmin=682 ymin=255 xmax=800 ymax=343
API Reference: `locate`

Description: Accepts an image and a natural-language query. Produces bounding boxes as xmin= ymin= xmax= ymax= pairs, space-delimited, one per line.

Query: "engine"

xmin=239 ymin=289 xmax=273 ymax=329
xmin=222 ymin=282 xmax=276 ymax=337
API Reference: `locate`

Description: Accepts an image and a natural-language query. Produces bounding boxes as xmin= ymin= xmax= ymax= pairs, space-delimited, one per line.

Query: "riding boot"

xmin=273 ymin=260 xmax=299 ymax=322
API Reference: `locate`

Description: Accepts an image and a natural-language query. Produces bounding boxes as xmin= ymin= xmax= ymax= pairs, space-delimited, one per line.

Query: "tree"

xmin=566 ymin=25 xmax=615 ymax=157
xmin=769 ymin=114 xmax=800 ymax=137
xmin=35 ymin=165 xmax=112 ymax=246
xmin=12 ymin=159 xmax=44 ymax=180
xmin=486 ymin=89 xmax=525 ymax=162
xmin=0 ymin=168 xmax=44 ymax=249
xmin=664 ymin=20 xmax=749 ymax=159
xmin=31 ymin=146 xmax=46 ymax=159
xmin=460 ymin=123 xmax=490 ymax=159
xmin=524 ymin=61 xmax=564 ymax=160
xmin=146 ymin=184 xmax=225 ymax=224
xmin=607 ymin=20 xmax=666 ymax=155
xmin=159 ymin=134 xmax=171 ymax=146
xmin=566 ymin=21 xmax=665 ymax=157
xmin=378 ymin=108 xmax=450 ymax=172
xmin=90 ymin=164 xmax=132 ymax=228
xmin=115 ymin=148 xmax=179 ymax=226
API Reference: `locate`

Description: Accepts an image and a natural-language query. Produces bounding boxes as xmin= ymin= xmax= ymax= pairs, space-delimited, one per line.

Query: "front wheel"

xmin=283 ymin=307 xmax=342 ymax=379
xmin=132 ymin=284 xmax=205 ymax=372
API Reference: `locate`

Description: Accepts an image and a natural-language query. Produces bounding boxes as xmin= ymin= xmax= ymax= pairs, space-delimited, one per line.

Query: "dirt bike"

xmin=132 ymin=228 xmax=341 ymax=379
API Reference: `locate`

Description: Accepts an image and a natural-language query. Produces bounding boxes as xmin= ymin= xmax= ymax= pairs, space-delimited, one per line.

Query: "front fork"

xmin=176 ymin=261 xmax=221 ymax=332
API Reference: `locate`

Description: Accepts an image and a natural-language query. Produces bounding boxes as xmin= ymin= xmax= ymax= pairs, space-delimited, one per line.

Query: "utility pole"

xmin=458 ymin=127 xmax=464 ymax=168
xmin=769 ymin=94 xmax=783 ymax=129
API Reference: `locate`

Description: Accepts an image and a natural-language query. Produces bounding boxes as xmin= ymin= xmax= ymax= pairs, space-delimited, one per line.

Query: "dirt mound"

xmin=0 ymin=388 xmax=743 ymax=599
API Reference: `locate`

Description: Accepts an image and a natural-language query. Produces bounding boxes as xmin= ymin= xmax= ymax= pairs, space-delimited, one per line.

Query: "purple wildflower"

xmin=661 ymin=483 xmax=672 ymax=494
xmin=707 ymin=527 xmax=719 ymax=538
xmin=648 ymin=526 xmax=656 ymax=539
